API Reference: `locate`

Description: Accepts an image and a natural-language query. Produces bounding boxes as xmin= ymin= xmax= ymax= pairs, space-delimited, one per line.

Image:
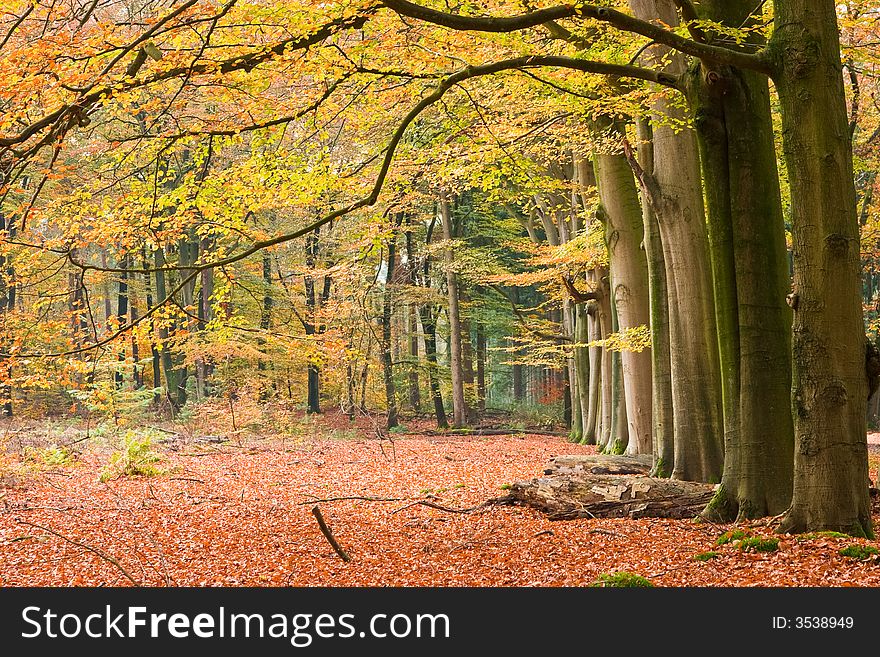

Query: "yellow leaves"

xmin=587 ymin=324 xmax=651 ymax=353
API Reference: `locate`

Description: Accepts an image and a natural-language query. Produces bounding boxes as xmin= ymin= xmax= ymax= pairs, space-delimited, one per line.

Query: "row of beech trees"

xmin=370 ymin=0 xmax=871 ymax=536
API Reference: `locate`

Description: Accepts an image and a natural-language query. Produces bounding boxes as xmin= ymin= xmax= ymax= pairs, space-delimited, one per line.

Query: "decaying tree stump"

xmin=507 ymin=455 xmax=717 ymax=520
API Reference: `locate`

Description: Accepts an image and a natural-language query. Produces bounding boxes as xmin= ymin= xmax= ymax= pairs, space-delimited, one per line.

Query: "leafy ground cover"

xmin=1 ymin=418 xmax=879 ymax=587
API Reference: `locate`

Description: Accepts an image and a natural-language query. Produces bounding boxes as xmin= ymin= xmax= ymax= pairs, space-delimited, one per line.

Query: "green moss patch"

xmin=692 ymin=551 xmax=720 ymax=562
xmin=838 ymin=545 xmax=879 ymax=560
xmin=738 ymin=537 xmax=780 ymax=553
xmin=715 ymin=529 xmax=750 ymax=546
xmin=796 ymin=531 xmax=850 ymax=541
xmin=590 ymin=572 xmax=654 ymax=588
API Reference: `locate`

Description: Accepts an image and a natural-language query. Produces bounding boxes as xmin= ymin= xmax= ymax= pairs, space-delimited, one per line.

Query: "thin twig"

xmin=392 ymin=499 xmax=499 ymax=515
xmin=311 ymin=505 xmax=351 ymax=562
xmin=17 ymin=520 xmax=141 ymax=585
xmin=298 ymin=495 xmax=404 ymax=505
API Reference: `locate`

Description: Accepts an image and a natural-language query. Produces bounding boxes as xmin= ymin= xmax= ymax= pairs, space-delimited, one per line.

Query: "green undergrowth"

xmin=692 ymin=551 xmax=719 ymax=562
xmin=24 ymin=445 xmax=76 ymax=468
xmin=99 ymin=430 xmax=167 ymax=482
xmin=839 ymin=545 xmax=879 ymax=560
xmin=590 ymin=572 xmax=654 ymax=588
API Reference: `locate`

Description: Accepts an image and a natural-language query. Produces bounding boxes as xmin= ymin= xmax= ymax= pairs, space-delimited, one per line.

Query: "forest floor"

xmin=2 ymin=412 xmax=880 ymax=587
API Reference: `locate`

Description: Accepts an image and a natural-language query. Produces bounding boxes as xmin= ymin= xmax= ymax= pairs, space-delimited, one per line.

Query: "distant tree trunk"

xmin=176 ymin=236 xmax=198 ymax=403
xmin=476 ymin=320 xmax=487 ymax=413
xmin=460 ymin=287 xmax=476 ymax=421
xmin=358 ymin=337 xmax=372 ymax=413
xmin=565 ymin=306 xmax=580 ymax=440
xmin=381 ymin=219 xmax=400 ymax=430
xmin=574 ymin=303 xmax=591 ymax=442
xmin=440 ymin=193 xmax=467 ymax=427
xmin=408 ymin=306 xmax=421 ymax=411
xmin=100 ymin=251 xmax=113 ymax=333
xmin=143 ymin=250 xmax=162 ymax=397
xmin=114 ymin=254 xmax=129 ymax=388
xmin=154 ymin=247 xmax=184 ymax=411
xmin=607 ymin=289 xmax=629 ymax=454
xmin=420 ymin=305 xmax=448 ymax=429
xmin=304 ymin=228 xmax=322 ymax=414
xmin=583 ymin=298 xmax=601 ymax=445
xmin=0 ymin=211 xmax=14 ymax=416
xmin=773 ymin=0 xmax=872 ymax=537
xmin=512 ymin=287 xmax=526 ymax=403
xmin=513 ymin=361 xmax=525 ymax=402
xmin=196 ymin=238 xmax=214 ymax=398
xmin=597 ymin=268 xmax=613 ymax=449
xmin=129 ymin=284 xmax=142 ymax=389
xmin=405 ymin=220 xmax=422 ymax=413
xmin=258 ymin=252 xmax=273 ymax=403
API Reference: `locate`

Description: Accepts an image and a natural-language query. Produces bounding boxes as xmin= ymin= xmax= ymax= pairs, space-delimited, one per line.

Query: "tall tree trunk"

xmin=512 ymin=287 xmax=525 ymax=403
xmin=574 ymin=303 xmax=591 ymax=442
xmin=440 ymin=193 xmax=468 ymax=427
xmin=408 ymin=306 xmax=422 ymax=412
xmin=682 ymin=0 xmax=795 ymax=521
xmin=772 ymin=0 xmax=872 ymax=537
xmin=634 ymin=123 xmax=674 ymax=476
xmin=592 ymin=122 xmax=653 ymax=454
xmin=627 ymin=0 xmax=724 ymax=483
xmin=196 ymin=238 xmax=214 ymax=399
xmin=565 ymin=300 xmax=582 ymax=441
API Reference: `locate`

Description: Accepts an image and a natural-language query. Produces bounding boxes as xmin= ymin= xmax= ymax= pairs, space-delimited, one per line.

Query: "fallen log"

xmin=543 ymin=454 xmax=652 ymax=476
xmin=508 ymin=473 xmax=717 ymax=520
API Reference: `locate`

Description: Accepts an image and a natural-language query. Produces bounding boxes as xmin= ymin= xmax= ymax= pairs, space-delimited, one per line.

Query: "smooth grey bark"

xmin=592 ymin=121 xmax=653 ymax=454
xmin=634 ymin=121 xmax=674 ymax=476
xmin=627 ymin=0 xmax=724 ymax=483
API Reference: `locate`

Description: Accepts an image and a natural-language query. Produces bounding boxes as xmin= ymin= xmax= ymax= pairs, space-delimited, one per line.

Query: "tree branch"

xmin=11 ymin=54 xmax=669 ymax=357
xmin=380 ymin=0 xmax=771 ymax=74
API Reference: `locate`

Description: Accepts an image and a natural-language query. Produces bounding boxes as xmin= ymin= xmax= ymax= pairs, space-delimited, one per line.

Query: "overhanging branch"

xmin=380 ymin=0 xmax=772 ymax=75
